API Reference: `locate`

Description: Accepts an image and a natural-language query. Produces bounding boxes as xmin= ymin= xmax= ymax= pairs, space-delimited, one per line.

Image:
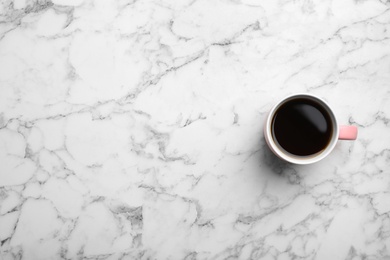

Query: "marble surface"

xmin=1 ymin=0 xmax=390 ymax=259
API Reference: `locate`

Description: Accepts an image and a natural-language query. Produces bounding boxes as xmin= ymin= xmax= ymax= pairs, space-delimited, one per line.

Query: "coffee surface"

xmin=272 ymin=98 xmax=333 ymax=156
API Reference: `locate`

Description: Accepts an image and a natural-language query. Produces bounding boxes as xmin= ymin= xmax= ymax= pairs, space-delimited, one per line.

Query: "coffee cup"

xmin=264 ymin=93 xmax=357 ymax=164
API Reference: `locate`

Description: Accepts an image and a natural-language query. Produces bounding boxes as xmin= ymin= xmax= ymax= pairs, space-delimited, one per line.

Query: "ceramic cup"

xmin=264 ymin=93 xmax=358 ymax=164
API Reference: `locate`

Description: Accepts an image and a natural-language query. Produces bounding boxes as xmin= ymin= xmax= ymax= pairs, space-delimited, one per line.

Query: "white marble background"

xmin=1 ymin=0 xmax=390 ymax=259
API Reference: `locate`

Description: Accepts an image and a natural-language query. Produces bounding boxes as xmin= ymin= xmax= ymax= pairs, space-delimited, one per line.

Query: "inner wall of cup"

xmin=269 ymin=94 xmax=338 ymax=161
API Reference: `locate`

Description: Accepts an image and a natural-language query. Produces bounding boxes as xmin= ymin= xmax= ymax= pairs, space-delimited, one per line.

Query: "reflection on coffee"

xmin=271 ymin=98 xmax=333 ymax=156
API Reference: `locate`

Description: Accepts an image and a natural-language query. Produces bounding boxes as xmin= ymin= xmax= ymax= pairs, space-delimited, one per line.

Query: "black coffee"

xmin=272 ymin=98 xmax=333 ymax=156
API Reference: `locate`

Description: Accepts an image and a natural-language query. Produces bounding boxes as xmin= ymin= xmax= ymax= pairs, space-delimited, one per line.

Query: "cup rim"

xmin=264 ymin=93 xmax=339 ymax=165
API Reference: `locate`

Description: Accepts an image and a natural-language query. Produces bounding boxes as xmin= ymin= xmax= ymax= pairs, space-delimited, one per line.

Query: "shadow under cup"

xmin=264 ymin=94 xmax=339 ymax=165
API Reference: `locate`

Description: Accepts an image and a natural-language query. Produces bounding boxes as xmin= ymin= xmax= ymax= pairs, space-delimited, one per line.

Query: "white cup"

xmin=264 ymin=93 xmax=358 ymax=164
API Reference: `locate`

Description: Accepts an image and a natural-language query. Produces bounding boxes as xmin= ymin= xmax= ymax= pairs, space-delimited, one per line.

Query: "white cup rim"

xmin=264 ymin=93 xmax=339 ymax=165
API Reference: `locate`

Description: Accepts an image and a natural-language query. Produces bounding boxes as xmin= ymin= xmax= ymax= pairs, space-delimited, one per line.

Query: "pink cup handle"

xmin=339 ymin=125 xmax=358 ymax=140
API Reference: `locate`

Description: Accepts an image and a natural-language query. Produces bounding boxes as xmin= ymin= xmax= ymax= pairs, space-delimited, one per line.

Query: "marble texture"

xmin=1 ymin=0 xmax=390 ymax=259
